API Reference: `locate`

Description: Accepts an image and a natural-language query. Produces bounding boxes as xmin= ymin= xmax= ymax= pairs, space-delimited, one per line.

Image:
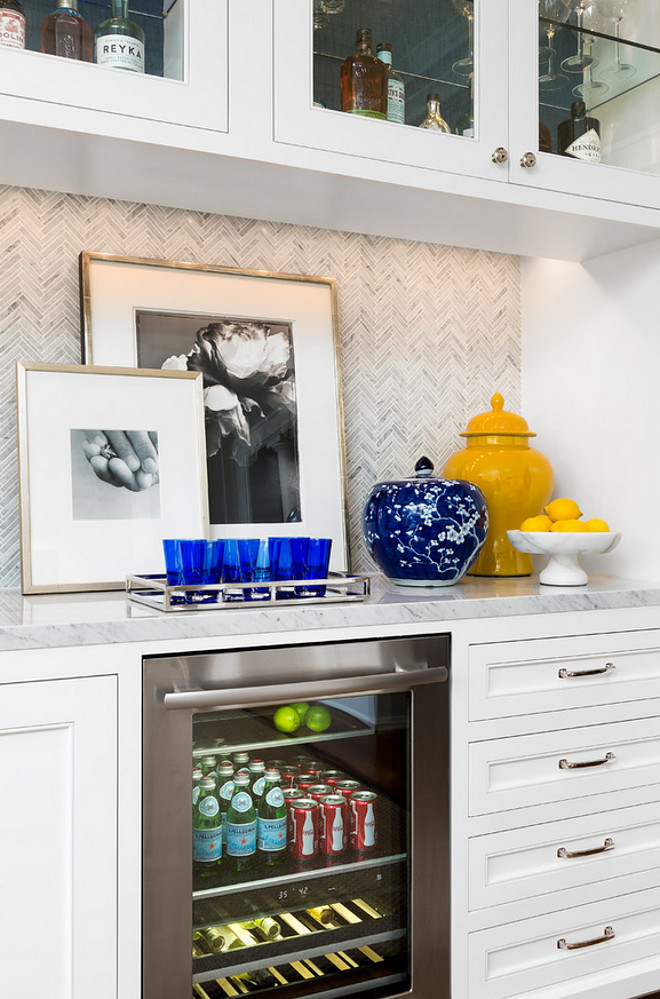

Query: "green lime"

xmin=273 ymin=705 xmax=301 ymax=734
xmin=290 ymin=702 xmax=310 ymax=723
xmin=305 ymin=704 xmax=331 ymax=732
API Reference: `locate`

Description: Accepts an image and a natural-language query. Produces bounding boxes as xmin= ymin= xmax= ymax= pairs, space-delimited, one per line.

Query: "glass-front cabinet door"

xmin=274 ymin=0 xmax=509 ymax=183
xmin=510 ymin=0 xmax=660 ymax=209
xmin=0 ymin=0 xmax=227 ymax=131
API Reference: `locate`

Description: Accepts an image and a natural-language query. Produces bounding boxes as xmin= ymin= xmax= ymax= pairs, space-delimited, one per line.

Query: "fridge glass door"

xmin=191 ymin=692 xmax=411 ymax=998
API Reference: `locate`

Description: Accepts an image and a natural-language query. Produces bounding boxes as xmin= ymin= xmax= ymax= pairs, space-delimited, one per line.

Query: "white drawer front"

xmin=469 ymin=717 xmax=660 ymax=816
xmin=469 ymin=800 xmax=660 ymax=911
xmin=469 ymin=886 xmax=660 ymax=999
xmin=469 ymin=631 xmax=660 ymax=721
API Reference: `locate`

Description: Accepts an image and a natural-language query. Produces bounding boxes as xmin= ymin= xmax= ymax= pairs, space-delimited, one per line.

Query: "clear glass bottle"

xmin=419 ymin=93 xmax=451 ymax=133
xmin=94 ymin=0 xmax=145 ymax=73
xmin=340 ymin=27 xmax=388 ymax=119
xmin=376 ymin=42 xmax=405 ymax=124
xmin=0 ymin=0 xmax=25 ymax=50
xmin=41 ymin=0 xmax=92 ymax=62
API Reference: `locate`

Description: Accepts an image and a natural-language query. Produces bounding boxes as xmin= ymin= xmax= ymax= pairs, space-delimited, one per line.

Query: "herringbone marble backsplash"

xmin=0 ymin=185 xmax=521 ymax=588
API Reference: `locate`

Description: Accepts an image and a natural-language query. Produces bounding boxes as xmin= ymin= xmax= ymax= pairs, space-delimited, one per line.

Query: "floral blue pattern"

xmin=362 ymin=457 xmax=488 ymax=586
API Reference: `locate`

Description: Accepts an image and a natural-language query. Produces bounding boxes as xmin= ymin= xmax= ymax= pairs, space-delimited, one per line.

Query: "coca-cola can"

xmin=265 ymin=759 xmax=288 ymax=771
xmin=282 ymin=787 xmax=306 ymax=841
xmin=307 ymin=783 xmax=334 ymax=803
xmin=350 ymin=791 xmax=378 ymax=851
xmin=319 ymin=794 xmax=347 ymax=856
xmin=301 ymin=760 xmax=326 ymax=775
xmin=335 ymin=779 xmax=361 ymax=802
xmin=293 ymin=773 xmax=317 ymax=793
xmin=289 ymin=798 xmax=319 ymax=861
xmin=319 ymin=769 xmax=345 ymax=787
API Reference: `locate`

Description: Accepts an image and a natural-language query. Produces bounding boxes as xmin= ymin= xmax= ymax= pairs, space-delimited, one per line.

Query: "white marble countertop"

xmin=1 ymin=574 xmax=660 ymax=652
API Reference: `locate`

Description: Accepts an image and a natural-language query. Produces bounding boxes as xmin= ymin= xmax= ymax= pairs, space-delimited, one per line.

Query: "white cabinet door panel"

xmin=469 ymin=717 xmax=660 ymax=816
xmin=0 ymin=676 xmax=117 ymax=999
xmin=469 ymin=799 xmax=660 ymax=911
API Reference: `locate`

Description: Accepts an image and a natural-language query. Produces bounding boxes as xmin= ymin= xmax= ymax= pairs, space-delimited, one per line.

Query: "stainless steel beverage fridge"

xmin=143 ymin=635 xmax=450 ymax=999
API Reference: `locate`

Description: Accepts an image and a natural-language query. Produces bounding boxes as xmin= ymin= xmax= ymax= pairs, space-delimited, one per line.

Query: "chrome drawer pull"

xmin=557 ymin=837 xmax=614 ymax=859
xmin=558 ymin=751 xmax=615 ymax=770
xmin=557 ymin=926 xmax=614 ymax=951
xmin=558 ymin=662 xmax=615 ymax=679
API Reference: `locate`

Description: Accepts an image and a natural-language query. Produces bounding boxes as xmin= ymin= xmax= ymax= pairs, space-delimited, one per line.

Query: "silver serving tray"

xmin=126 ymin=571 xmax=371 ymax=612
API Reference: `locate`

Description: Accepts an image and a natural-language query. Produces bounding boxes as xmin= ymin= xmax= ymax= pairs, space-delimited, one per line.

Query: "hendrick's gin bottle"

xmin=558 ymin=101 xmax=601 ymax=163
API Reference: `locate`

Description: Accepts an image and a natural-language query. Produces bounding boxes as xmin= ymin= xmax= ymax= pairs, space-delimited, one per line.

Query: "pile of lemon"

xmin=521 ymin=498 xmax=610 ymax=533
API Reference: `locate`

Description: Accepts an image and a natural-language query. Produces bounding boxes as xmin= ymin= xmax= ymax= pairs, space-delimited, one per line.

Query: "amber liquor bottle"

xmin=0 ymin=0 xmax=25 ymax=50
xmin=42 ymin=0 xmax=92 ymax=62
xmin=557 ymin=100 xmax=601 ymax=162
xmin=340 ymin=28 xmax=388 ymax=120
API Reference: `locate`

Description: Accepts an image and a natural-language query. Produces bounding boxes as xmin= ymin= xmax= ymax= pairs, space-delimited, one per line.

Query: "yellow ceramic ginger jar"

xmin=442 ymin=393 xmax=554 ymax=576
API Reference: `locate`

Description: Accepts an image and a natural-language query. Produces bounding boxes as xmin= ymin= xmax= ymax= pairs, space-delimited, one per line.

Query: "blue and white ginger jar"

xmin=362 ymin=456 xmax=489 ymax=586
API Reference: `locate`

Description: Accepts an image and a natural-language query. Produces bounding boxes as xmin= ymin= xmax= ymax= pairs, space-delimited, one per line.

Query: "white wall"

xmin=521 ymin=241 xmax=660 ymax=583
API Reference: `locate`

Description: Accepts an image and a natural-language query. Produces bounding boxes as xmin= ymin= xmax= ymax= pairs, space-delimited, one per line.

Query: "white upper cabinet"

xmin=0 ymin=0 xmax=227 ymax=134
xmin=510 ymin=0 xmax=660 ymax=210
xmin=273 ymin=0 xmax=510 ymax=184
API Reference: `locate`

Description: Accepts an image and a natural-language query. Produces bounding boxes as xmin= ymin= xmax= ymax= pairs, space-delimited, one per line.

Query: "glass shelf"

xmin=312 ymin=0 xmax=474 ymax=135
xmin=192 ymin=704 xmax=375 ymax=758
xmin=538 ymin=14 xmax=660 ymax=158
xmin=19 ymin=0 xmax=182 ymax=78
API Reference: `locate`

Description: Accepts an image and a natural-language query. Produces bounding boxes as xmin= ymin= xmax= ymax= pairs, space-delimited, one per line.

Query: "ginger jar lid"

xmin=460 ymin=392 xmax=536 ymax=438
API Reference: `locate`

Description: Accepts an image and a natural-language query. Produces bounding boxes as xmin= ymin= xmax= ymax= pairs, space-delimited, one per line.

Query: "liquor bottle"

xmin=340 ymin=28 xmax=388 ymax=120
xmin=257 ymin=769 xmax=287 ymax=866
xmin=455 ymin=73 xmax=474 ymax=137
xmin=539 ymin=120 xmax=553 ymax=154
xmin=557 ymin=100 xmax=601 ymax=163
xmin=376 ymin=42 xmax=405 ymax=124
xmin=94 ymin=0 xmax=145 ymax=73
xmin=419 ymin=94 xmax=451 ymax=133
xmin=193 ymin=776 xmax=222 ymax=878
xmin=0 ymin=0 xmax=25 ymax=49
xmin=225 ymin=772 xmax=257 ymax=872
xmin=41 ymin=1 xmax=92 ymax=62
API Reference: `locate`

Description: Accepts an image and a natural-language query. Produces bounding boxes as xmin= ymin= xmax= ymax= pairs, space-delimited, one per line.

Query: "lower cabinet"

xmin=0 ymin=675 xmax=117 ymax=999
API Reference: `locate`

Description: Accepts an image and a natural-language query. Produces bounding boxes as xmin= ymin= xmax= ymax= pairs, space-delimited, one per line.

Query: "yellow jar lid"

xmin=460 ymin=392 xmax=536 ymax=438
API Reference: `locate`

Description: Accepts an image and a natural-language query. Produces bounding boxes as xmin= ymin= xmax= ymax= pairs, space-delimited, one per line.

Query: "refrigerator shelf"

xmin=192 ymin=964 xmax=406 ymax=999
xmin=192 ymin=704 xmax=375 ymax=758
xmin=127 ymin=571 xmax=370 ymax=612
xmin=192 ymin=923 xmax=405 ymax=985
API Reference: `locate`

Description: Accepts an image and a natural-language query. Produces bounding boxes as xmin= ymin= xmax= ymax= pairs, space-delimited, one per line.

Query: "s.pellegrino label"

xmin=193 ymin=824 xmax=222 ymax=863
xmin=95 ymin=34 xmax=144 ymax=72
xmin=226 ymin=818 xmax=257 ymax=856
xmin=565 ymin=128 xmax=601 ymax=163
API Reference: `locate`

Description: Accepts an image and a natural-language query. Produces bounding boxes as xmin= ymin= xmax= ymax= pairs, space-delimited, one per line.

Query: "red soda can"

xmin=319 ymin=769 xmax=345 ymax=787
xmin=319 ymin=794 xmax=347 ymax=855
xmin=289 ymin=798 xmax=319 ymax=861
xmin=335 ymin=779 xmax=361 ymax=802
xmin=301 ymin=760 xmax=325 ymax=775
xmin=293 ymin=773 xmax=317 ymax=793
xmin=283 ymin=787 xmax=306 ymax=841
xmin=265 ymin=759 xmax=288 ymax=771
xmin=350 ymin=791 xmax=378 ymax=851
xmin=307 ymin=783 xmax=333 ymax=803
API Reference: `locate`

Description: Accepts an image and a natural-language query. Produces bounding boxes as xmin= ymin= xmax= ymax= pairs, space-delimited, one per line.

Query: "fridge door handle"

xmin=163 ymin=665 xmax=447 ymax=711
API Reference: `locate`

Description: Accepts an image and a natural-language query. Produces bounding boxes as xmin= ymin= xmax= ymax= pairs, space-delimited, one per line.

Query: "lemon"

xmin=549 ymin=519 xmax=589 ymax=532
xmin=520 ymin=515 xmax=552 ymax=532
xmin=305 ymin=705 xmax=331 ymax=732
xmin=584 ymin=518 xmax=610 ymax=532
xmin=544 ymin=498 xmax=583 ymax=522
xmin=273 ymin=705 xmax=301 ymax=733
xmin=290 ymin=702 xmax=310 ymax=723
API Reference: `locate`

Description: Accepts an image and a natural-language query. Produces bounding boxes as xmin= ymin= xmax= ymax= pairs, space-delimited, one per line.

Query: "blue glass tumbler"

xmin=162 ymin=539 xmax=183 ymax=585
xmin=302 ymin=537 xmax=333 ymax=597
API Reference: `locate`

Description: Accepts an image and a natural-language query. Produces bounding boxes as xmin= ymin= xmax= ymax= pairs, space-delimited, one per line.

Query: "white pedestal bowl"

xmin=507 ymin=530 xmax=621 ymax=586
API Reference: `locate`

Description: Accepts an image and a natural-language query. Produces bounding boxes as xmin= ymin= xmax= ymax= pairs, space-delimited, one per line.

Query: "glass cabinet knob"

xmin=491 ymin=147 xmax=508 ymax=164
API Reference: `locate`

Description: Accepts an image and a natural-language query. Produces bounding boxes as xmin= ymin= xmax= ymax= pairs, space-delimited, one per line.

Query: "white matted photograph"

xmin=17 ymin=363 xmax=209 ymax=594
xmin=79 ymin=252 xmax=349 ymax=569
